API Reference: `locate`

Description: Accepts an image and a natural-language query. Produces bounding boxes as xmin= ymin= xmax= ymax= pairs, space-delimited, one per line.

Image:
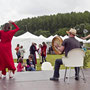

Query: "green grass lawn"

xmin=14 ymin=54 xmax=90 ymax=71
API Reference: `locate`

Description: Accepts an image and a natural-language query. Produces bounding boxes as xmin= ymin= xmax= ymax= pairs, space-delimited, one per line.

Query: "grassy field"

xmin=14 ymin=53 xmax=90 ymax=71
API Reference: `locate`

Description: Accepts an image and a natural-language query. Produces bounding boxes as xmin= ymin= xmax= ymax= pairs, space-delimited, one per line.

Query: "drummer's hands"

xmin=54 ymin=43 xmax=59 ymax=48
xmin=54 ymin=43 xmax=61 ymax=52
xmin=54 ymin=45 xmax=62 ymax=54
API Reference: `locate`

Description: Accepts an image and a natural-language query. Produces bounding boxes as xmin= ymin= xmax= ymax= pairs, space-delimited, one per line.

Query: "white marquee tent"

xmin=12 ymin=32 xmax=46 ymax=59
xmin=38 ymin=35 xmax=47 ymax=40
xmin=15 ymin=32 xmax=38 ymax=39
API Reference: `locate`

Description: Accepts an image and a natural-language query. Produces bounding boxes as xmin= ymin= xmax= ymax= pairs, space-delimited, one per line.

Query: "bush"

xmin=84 ymin=50 xmax=90 ymax=68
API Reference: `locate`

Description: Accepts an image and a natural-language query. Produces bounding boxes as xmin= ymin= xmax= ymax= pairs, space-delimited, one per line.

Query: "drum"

xmin=52 ymin=36 xmax=63 ymax=54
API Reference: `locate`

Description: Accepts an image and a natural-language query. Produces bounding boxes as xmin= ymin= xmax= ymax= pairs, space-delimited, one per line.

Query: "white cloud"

xmin=0 ymin=0 xmax=90 ymax=25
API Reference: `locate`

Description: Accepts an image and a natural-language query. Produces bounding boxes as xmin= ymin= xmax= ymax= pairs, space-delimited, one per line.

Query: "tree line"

xmin=9 ymin=11 xmax=90 ymax=37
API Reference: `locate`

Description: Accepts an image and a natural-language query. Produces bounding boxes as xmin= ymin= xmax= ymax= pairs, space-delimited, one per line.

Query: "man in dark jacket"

xmin=26 ymin=55 xmax=35 ymax=71
xmin=29 ymin=43 xmax=37 ymax=68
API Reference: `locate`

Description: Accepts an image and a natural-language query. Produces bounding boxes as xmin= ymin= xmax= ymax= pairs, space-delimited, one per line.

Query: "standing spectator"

xmin=19 ymin=45 xmax=25 ymax=58
xmin=41 ymin=42 xmax=47 ymax=63
xmin=34 ymin=43 xmax=37 ymax=64
xmin=49 ymin=46 xmax=53 ymax=54
xmin=15 ymin=44 xmax=21 ymax=63
xmin=50 ymin=46 xmax=53 ymax=54
xmin=0 ymin=21 xmax=19 ymax=78
xmin=26 ymin=55 xmax=35 ymax=71
xmin=17 ymin=57 xmax=24 ymax=72
xmin=29 ymin=43 xmax=37 ymax=69
xmin=38 ymin=44 xmax=42 ymax=61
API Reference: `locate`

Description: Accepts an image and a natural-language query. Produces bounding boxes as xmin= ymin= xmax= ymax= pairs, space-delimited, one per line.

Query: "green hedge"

xmin=84 ymin=50 xmax=90 ymax=68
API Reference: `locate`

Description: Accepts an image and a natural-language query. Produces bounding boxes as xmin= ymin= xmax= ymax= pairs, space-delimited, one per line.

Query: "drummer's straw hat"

xmin=66 ymin=28 xmax=77 ymax=35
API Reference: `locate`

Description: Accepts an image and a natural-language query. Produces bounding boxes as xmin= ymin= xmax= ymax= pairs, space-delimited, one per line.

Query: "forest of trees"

xmin=8 ymin=11 xmax=90 ymax=37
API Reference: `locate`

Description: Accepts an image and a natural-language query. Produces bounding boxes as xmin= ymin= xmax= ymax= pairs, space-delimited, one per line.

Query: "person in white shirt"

xmin=19 ymin=45 xmax=25 ymax=58
xmin=38 ymin=44 xmax=42 ymax=61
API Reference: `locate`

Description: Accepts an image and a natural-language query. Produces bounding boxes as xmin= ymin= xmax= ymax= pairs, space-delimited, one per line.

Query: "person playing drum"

xmin=50 ymin=28 xmax=81 ymax=81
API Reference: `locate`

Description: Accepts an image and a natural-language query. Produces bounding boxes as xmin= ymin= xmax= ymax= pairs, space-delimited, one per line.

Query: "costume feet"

xmin=9 ymin=76 xmax=14 ymax=79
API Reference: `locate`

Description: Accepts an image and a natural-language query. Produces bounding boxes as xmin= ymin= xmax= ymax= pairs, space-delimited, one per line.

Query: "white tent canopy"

xmin=15 ymin=32 xmax=38 ymax=39
xmin=85 ymin=39 xmax=90 ymax=43
xmin=12 ymin=32 xmax=46 ymax=59
xmin=12 ymin=32 xmax=90 ymax=59
xmin=38 ymin=35 xmax=47 ymax=40
xmin=61 ymin=35 xmax=68 ymax=40
xmin=46 ymin=35 xmax=54 ymax=42
xmin=75 ymin=36 xmax=87 ymax=43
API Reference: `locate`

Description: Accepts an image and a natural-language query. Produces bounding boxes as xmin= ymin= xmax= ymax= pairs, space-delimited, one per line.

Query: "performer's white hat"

xmin=66 ymin=28 xmax=77 ymax=35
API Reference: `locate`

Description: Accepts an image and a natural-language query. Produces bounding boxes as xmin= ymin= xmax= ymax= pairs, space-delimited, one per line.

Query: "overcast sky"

xmin=0 ymin=0 xmax=90 ymax=25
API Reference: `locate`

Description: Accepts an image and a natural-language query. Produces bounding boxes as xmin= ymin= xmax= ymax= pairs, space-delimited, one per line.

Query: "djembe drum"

xmin=52 ymin=36 xmax=63 ymax=54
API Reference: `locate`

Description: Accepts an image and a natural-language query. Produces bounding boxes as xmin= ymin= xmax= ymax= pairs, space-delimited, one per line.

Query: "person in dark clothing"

xmin=50 ymin=28 xmax=81 ymax=81
xmin=49 ymin=46 xmax=53 ymax=54
xmin=29 ymin=43 xmax=37 ymax=68
xmin=26 ymin=55 xmax=35 ymax=71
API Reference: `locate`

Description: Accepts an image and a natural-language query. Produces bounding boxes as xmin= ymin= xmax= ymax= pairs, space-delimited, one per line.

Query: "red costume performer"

xmin=41 ymin=44 xmax=47 ymax=57
xmin=41 ymin=42 xmax=47 ymax=63
xmin=0 ymin=22 xmax=19 ymax=75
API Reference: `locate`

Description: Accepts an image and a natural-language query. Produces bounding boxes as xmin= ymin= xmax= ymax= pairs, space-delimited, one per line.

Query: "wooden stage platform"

xmin=0 ymin=69 xmax=90 ymax=90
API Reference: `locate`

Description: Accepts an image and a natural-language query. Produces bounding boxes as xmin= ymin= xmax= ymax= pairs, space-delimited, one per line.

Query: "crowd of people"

xmin=17 ymin=55 xmax=35 ymax=72
xmin=15 ymin=44 xmax=25 ymax=63
xmin=15 ymin=41 xmax=47 ymax=72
